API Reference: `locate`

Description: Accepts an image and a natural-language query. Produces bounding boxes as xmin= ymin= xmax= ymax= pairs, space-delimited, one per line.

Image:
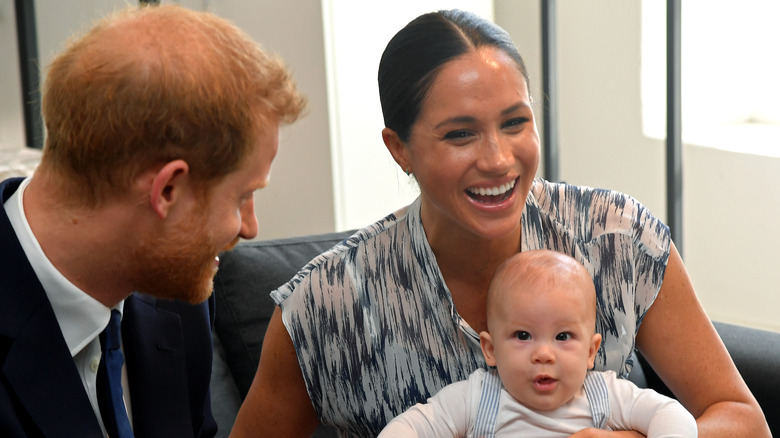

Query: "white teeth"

xmin=468 ymin=179 xmax=516 ymax=197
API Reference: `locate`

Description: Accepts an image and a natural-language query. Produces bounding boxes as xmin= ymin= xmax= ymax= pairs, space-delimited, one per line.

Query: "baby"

xmin=379 ymin=249 xmax=697 ymax=437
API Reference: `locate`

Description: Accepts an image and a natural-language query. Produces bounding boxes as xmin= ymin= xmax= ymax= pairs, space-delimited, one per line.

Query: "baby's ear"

xmin=588 ymin=333 xmax=602 ymax=369
xmin=479 ymin=331 xmax=498 ymax=367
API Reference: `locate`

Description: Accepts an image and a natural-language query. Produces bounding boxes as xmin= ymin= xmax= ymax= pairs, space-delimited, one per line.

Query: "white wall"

xmin=1 ymin=0 xmax=778 ymax=332
xmin=685 ymin=146 xmax=780 ymax=330
xmin=190 ymin=0 xmax=338 ymax=239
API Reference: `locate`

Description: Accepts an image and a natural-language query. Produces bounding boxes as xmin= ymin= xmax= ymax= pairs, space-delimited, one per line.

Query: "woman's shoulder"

xmin=271 ymin=201 xmax=416 ymax=301
xmin=527 ymin=178 xmax=670 ymax=257
xmin=341 ymin=203 xmax=414 ymax=250
xmin=530 ymin=178 xmax=643 ymax=212
xmin=530 ymin=179 xmax=663 ymax=233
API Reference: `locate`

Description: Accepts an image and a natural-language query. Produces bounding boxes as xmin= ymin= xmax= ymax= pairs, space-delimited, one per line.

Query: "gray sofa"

xmin=210 ymin=230 xmax=780 ymax=436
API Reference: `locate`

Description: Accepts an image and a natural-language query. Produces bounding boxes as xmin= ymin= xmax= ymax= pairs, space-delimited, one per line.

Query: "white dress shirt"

xmin=4 ymin=176 xmax=133 ymax=436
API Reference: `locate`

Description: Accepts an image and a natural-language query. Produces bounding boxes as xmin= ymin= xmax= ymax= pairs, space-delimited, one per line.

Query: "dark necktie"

xmin=97 ymin=309 xmax=134 ymax=438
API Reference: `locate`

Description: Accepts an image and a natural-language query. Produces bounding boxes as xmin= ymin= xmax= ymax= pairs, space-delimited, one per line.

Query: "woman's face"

xmin=401 ymin=47 xmax=540 ymax=242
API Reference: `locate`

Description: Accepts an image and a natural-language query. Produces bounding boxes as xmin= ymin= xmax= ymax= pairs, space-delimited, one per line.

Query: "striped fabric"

xmin=583 ymin=371 xmax=610 ymax=429
xmin=472 ymin=367 xmax=502 ymax=438
xmin=272 ymin=178 xmax=670 ymax=437
xmin=473 ymin=369 xmax=611 ymax=436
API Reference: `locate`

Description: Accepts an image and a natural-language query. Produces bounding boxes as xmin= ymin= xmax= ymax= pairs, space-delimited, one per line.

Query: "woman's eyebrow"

xmin=501 ymin=101 xmax=531 ymax=116
xmin=433 ymin=101 xmax=531 ymax=129
xmin=434 ymin=116 xmax=476 ymax=129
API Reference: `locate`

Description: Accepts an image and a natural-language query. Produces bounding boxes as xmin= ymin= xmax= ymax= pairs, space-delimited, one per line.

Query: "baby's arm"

xmin=378 ymin=374 xmax=478 ymax=438
xmin=606 ymin=371 xmax=697 ymax=438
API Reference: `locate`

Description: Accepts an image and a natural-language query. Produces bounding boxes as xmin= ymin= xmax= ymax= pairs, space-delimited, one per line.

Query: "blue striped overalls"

xmin=473 ymin=369 xmax=609 ymax=437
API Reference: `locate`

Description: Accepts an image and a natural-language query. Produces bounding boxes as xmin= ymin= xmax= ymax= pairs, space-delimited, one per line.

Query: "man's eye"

xmin=515 ymin=331 xmax=531 ymax=341
xmin=555 ymin=332 xmax=571 ymax=341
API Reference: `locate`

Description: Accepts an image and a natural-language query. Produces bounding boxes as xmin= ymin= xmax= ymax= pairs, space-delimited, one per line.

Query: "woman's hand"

xmin=636 ymin=242 xmax=770 ymax=437
xmin=568 ymin=429 xmax=643 ymax=438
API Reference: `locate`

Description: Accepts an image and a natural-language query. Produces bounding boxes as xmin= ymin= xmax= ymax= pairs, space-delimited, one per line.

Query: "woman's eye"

xmin=555 ymin=332 xmax=571 ymax=341
xmin=443 ymin=130 xmax=472 ymax=140
xmin=515 ymin=331 xmax=531 ymax=341
xmin=503 ymin=117 xmax=528 ymax=130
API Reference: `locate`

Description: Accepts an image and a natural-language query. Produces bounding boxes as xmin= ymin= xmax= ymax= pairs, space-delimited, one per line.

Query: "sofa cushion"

xmin=213 ymin=230 xmax=355 ymax=398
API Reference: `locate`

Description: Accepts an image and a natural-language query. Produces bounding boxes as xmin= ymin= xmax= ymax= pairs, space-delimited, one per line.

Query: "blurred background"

xmin=2 ymin=0 xmax=778 ymax=331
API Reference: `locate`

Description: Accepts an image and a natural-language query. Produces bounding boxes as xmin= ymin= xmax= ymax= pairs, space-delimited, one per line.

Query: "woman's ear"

xmin=588 ymin=333 xmax=602 ymax=369
xmin=148 ymin=160 xmax=190 ymax=219
xmin=480 ymin=331 xmax=498 ymax=367
xmin=382 ymin=127 xmax=412 ymax=174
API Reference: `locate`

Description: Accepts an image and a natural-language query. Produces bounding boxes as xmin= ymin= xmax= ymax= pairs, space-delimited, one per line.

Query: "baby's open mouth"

xmin=466 ymin=178 xmax=516 ymax=203
xmin=535 ymin=376 xmax=556 ymax=385
xmin=533 ymin=375 xmax=558 ymax=392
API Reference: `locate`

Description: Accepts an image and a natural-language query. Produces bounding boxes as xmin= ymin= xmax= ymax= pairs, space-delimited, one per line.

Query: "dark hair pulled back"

xmin=378 ymin=9 xmax=529 ymax=142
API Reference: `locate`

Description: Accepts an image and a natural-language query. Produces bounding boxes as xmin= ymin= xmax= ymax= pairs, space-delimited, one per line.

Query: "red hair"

xmin=40 ymin=4 xmax=306 ymax=205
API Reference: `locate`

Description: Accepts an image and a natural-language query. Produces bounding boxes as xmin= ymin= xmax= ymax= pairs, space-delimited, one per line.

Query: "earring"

xmin=405 ymin=169 xmax=412 ymax=176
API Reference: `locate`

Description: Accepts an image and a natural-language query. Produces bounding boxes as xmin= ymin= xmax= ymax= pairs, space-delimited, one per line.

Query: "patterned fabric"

xmin=272 ymin=178 xmax=671 ymax=437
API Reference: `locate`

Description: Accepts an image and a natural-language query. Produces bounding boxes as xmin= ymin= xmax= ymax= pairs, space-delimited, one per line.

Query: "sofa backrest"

xmin=213 ymin=230 xmax=355 ymax=398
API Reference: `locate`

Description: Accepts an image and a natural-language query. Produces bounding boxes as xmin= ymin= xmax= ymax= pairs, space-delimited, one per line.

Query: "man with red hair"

xmin=0 ymin=5 xmax=305 ymax=437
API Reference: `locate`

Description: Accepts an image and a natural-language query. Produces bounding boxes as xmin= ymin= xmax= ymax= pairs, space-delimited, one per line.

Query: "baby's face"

xmin=480 ymin=278 xmax=600 ymax=411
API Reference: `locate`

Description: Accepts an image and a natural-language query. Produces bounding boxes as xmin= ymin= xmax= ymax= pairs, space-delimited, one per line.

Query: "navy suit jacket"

xmin=0 ymin=178 xmax=217 ymax=437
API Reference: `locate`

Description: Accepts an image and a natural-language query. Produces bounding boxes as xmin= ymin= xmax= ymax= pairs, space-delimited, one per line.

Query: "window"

xmin=641 ymin=0 xmax=780 ymax=158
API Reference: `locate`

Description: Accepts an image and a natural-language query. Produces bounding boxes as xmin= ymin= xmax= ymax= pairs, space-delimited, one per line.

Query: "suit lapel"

xmin=1 ymin=178 xmax=103 ymax=437
xmin=123 ymin=294 xmax=193 ymax=436
xmin=2 ymin=308 xmax=104 ymax=438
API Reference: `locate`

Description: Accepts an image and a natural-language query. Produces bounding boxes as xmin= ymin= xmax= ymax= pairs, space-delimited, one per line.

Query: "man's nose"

xmin=238 ymin=197 xmax=258 ymax=240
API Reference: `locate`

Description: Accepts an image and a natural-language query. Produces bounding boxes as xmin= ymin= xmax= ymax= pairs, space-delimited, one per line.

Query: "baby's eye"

xmin=515 ymin=331 xmax=531 ymax=341
xmin=555 ymin=332 xmax=571 ymax=341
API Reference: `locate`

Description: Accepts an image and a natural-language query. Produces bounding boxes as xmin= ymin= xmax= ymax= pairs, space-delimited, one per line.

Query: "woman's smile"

xmin=465 ymin=177 xmax=518 ymax=204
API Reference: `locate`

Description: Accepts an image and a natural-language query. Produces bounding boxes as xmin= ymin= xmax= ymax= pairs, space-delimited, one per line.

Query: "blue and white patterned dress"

xmin=271 ymin=178 xmax=671 ymax=437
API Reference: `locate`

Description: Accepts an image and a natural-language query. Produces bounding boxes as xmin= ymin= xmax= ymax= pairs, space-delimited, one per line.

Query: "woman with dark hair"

xmin=232 ymin=10 xmax=768 ymax=437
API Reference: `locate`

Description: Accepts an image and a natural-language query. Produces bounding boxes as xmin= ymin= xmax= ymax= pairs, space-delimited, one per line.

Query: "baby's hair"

xmin=487 ymin=250 xmax=597 ymax=329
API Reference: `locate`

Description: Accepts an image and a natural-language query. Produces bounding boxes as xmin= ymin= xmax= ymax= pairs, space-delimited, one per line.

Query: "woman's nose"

xmin=477 ymin=133 xmax=513 ymax=173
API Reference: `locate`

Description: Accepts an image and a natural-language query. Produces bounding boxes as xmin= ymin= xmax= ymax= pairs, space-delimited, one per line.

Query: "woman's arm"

xmin=635 ymin=242 xmax=770 ymax=437
xmin=230 ymin=307 xmax=320 ymax=437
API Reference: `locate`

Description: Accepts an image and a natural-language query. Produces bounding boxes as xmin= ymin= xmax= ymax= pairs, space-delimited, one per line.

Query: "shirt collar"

xmin=4 ymin=176 xmax=123 ymax=356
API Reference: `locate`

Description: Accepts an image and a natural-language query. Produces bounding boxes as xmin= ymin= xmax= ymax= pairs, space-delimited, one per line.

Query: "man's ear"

xmin=382 ymin=128 xmax=412 ymax=174
xmin=479 ymin=331 xmax=498 ymax=367
xmin=148 ymin=160 xmax=190 ymax=219
xmin=587 ymin=333 xmax=602 ymax=370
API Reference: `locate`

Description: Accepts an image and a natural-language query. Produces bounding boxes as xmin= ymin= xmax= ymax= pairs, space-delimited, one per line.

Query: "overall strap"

xmin=583 ymin=371 xmax=610 ymax=428
xmin=473 ymin=368 xmax=502 ymax=438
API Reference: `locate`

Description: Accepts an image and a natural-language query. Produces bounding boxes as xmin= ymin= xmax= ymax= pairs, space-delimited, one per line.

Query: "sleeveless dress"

xmin=271 ymin=178 xmax=671 ymax=437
